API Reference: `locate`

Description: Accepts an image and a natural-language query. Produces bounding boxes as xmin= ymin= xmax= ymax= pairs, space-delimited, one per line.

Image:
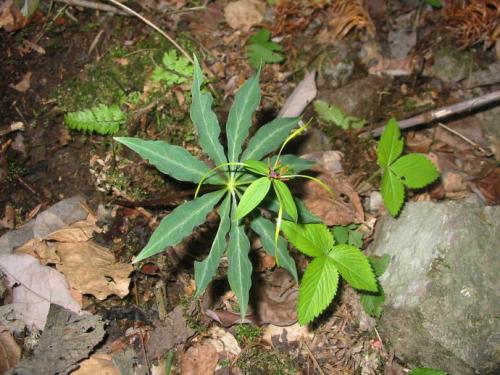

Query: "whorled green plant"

xmin=115 ymin=56 xmax=327 ymax=319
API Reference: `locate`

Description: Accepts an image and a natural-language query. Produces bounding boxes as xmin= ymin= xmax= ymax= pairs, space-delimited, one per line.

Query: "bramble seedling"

xmin=332 ymin=223 xmax=364 ymax=248
xmin=151 ymin=50 xmax=194 ymax=86
xmin=247 ymin=28 xmax=285 ymax=69
xmin=359 ymin=254 xmax=390 ymax=318
xmin=115 ymin=56 xmax=326 ymax=320
xmin=314 ymin=100 xmax=366 ymax=130
xmin=281 ymin=221 xmax=377 ymax=325
xmin=377 ymin=118 xmax=439 ymax=216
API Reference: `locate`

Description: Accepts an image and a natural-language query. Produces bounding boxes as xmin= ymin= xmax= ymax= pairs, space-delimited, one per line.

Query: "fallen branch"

xmin=369 ymin=90 xmax=500 ymax=137
xmin=55 ymin=0 xmax=128 ymax=16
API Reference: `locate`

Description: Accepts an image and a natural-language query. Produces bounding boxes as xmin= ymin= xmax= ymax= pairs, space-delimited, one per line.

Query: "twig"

xmin=369 ymin=90 xmax=500 ymax=137
xmin=374 ymin=327 xmax=384 ymax=350
xmin=302 ymin=340 xmax=326 ymax=375
xmin=55 ymin=0 xmax=128 ymax=15
xmin=88 ymin=29 xmax=105 ymax=55
xmin=437 ymin=122 xmax=491 ymax=155
xmin=107 ymin=0 xmax=193 ymax=64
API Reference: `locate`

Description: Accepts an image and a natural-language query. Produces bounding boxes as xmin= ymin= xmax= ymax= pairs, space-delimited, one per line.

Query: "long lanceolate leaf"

xmin=194 ymin=194 xmax=231 ymax=297
xmin=241 ymin=117 xmax=300 ymax=161
xmin=298 ymin=256 xmax=339 ymax=325
xmin=250 ymin=216 xmax=297 ymax=282
xmin=133 ymin=190 xmax=225 ymax=263
xmin=235 ymin=177 xmax=271 ymax=220
xmin=227 ymin=200 xmax=252 ymax=319
xmin=226 ymin=72 xmax=261 ymax=163
xmin=114 ymin=138 xmax=224 ymax=185
xmin=190 ymin=57 xmax=227 ymax=166
xmin=273 ymin=180 xmax=298 ymax=222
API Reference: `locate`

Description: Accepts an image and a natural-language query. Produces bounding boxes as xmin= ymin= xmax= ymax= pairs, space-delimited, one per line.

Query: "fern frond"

xmin=64 ymin=104 xmax=126 ymax=135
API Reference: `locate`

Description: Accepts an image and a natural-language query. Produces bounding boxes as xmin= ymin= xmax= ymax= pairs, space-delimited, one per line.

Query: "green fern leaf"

xmin=64 ymin=104 xmax=126 ymax=135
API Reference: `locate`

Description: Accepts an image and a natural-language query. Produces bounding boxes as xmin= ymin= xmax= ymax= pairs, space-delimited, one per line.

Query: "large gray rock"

xmin=369 ymin=201 xmax=500 ymax=375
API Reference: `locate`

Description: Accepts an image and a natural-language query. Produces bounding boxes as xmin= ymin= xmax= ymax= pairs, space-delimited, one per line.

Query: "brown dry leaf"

xmin=16 ymin=238 xmax=61 ymax=264
xmin=10 ymin=71 xmax=32 ymax=92
xmin=0 ymin=326 xmax=22 ymax=372
xmin=278 ymin=70 xmax=317 ymax=118
xmin=206 ymin=326 xmax=241 ymax=358
xmin=476 ymin=167 xmax=500 ymax=204
xmin=442 ymin=171 xmax=466 ymax=194
xmin=368 ymin=55 xmax=415 ymax=76
xmin=0 ymin=204 xmax=15 ymax=230
xmin=224 ymin=0 xmax=265 ymax=32
xmin=0 ymin=0 xmax=27 ymax=31
xmin=0 ymin=253 xmax=81 ymax=329
xmin=262 ymin=323 xmax=312 ymax=346
xmin=298 ymin=170 xmax=364 ymax=226
xmin=328 ymin=0 xmax=375 ymax=41
xmin=56 ymin=241 xmax=133 ymax=300
xmin=72 ymin=353 xmax=120 ymax=375
xmin=45 ymin=217 xmax=99 ymax=242
xmin=180 ymin=342 xmax=219 ymax=375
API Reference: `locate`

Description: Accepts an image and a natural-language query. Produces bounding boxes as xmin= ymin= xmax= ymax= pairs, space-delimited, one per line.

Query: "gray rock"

xmin=369 ymin=201 xmax=500 ymax=375
xmin=319 ymin=75 xmax=392 ymax=121
xmin=425 ymin=46 xmax=474 ymax=84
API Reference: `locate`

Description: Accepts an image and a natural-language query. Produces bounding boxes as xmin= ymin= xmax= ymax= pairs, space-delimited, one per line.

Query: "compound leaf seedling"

xmin=247 ymin=28 xmax=285 ymax=69
xmin=64 ymin=104 xmax=126 ymax=135
xmin=377 ymin=118 xmax=439 ymax=216
xmin=281 ymin=221 xmax=377 ymax=325
xmin=314 ymin=100 xmax=366 ymax=130
xmin=359 ymin=254 xmax=390 ymax=318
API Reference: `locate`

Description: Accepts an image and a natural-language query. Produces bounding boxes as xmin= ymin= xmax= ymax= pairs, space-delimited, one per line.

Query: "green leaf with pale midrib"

xmin=190 ymin=56 xmax=227 ymax=166
xmin=227 ymin=202 xmax=252 ymax=319
xmin=328 ymin=244 xmax=377 ymax=292
xmin=298 ymin=256 xmax=339 ymax=325
xmin=377 ymin=118 xmax=403 ymax=169
xmin=194 ymin=194 xmax=231 ymax=297
xmin=273 ymin=180 xmax=297 ymax=222
xmin=281 ymin=221 xmax=332 ymax=257
xmin=236 ymin=177 xmax=271 ymax=219
xmin=264 ymin=196 xmax=322 ymax=223
xmin=241 ymin=117 xmax=299 ymax=161
xmin=250 ymin=216 xmax=297 ymax=282
xmin=133 ymin=190 xmax=225 ymax=263
xmin=114 ymin=137 xmax=224 ymax=185
xmin=390 ymin=153 xmax=439 ymax=189
xmin=381 ymin=169 xmax=405 ymax=217
xmin=226 ymin=72 xmax=261 ymax=162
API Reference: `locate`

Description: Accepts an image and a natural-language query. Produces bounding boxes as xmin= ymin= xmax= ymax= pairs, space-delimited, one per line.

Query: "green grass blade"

xmin=114 ymin=137 xmax=224 ymax=185
xmin=298 ymin=256 xmax=339 ymax=325
xmin=226 ymin=72 xmax=261 ymax=162
xmin=227 ymin=202 xmax=252 ymax=319
xmin=381 ymin=169 xmax=405 ymax=217
xmin=241 ymin=117 xmax=299 ymax=161
xmin=390 ymin=153 xmax=439 ymax=189
xmin=133 ymin=190 xmax=225 ymax=263
xmin=235 ymin=177 xmax=271 ymax=220
xmin=280 ymin=221 xmax=332 ymax=257
xmin=272 ymin=180 xmax=297 ymax=222
xmin=190 ymin=56 xmax=227 ymax=166
xmin=377 ymin=118 xmax=404 ymax=168
xmin=328 ymin=244 xmax=378 ymax=292
xmin=194 ymin=194 xmax=231 ymax=297
xmin=250 ymin=216 xmax=297 ymax=282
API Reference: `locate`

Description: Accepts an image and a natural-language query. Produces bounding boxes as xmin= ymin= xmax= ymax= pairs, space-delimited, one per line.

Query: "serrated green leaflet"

xmin=194 ymin=194 xmax=232 ymax=297
xmin=227 ymin=203 xmax=252 ymax=319
xmin=377 ymin=118 xmax=403 ymax=168
xmin=236 ymin=177 xmax=271 ymax=219
xmin=133 ymin=190 xmax=225 ymax=263
xmin=390 ymin=153 xmax=439 ymax=189
xmin=360 ymin=288 xmax=385 ymax=318
xmin=381 ymin=170 xmax=405 ymax=216
xmin=241 ymin=117 xmax=299 ymax=161
xmin=409 ymin=368 xmax=447 ymax=375
xmin=273 ymin=180 xmax=297 ymax=222
xmin=190 ymin=57 xmax=227 ymax=166
xmin=270 ymin=154 xmax=314 ymax=174
xmin=250 ymin=216 xmax=297 ymax=281
xmin=226 ymin=72 xmax=261 ymax=162
xmin=281 ymin=221 xmax=332 ymax=257
xmin=247 ymin=29 xmax=284 ymax=69
xmin=298 ymin=256 xmax=339 ymax=325
xmin=369 ymin=254 xmax=390 ymax=277
xmin=328 ymin=244 xmax=377 ymax=292
xmin=114 ymin=138 xmax=223 ymax=185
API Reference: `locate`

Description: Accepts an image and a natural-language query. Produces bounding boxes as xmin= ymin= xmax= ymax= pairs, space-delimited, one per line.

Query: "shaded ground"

xmin=1 ymin=1 xmax=499 ymax=374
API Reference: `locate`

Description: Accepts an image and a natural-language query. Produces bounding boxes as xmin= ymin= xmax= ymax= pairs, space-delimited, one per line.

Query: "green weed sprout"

xmin=115 ymin=56 xmax=327 ymax=320
xmin=377 ymin=118 xmax=440 ymax=216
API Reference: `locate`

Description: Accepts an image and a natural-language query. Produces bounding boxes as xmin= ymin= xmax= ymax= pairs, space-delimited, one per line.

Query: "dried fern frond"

xmin=328 ymin=0 xmax=375 ymax=41
xmin=64 ymin=104 xmax=126 ymax=135
xmin=443 ymin=0 xmax=500 ymax=50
